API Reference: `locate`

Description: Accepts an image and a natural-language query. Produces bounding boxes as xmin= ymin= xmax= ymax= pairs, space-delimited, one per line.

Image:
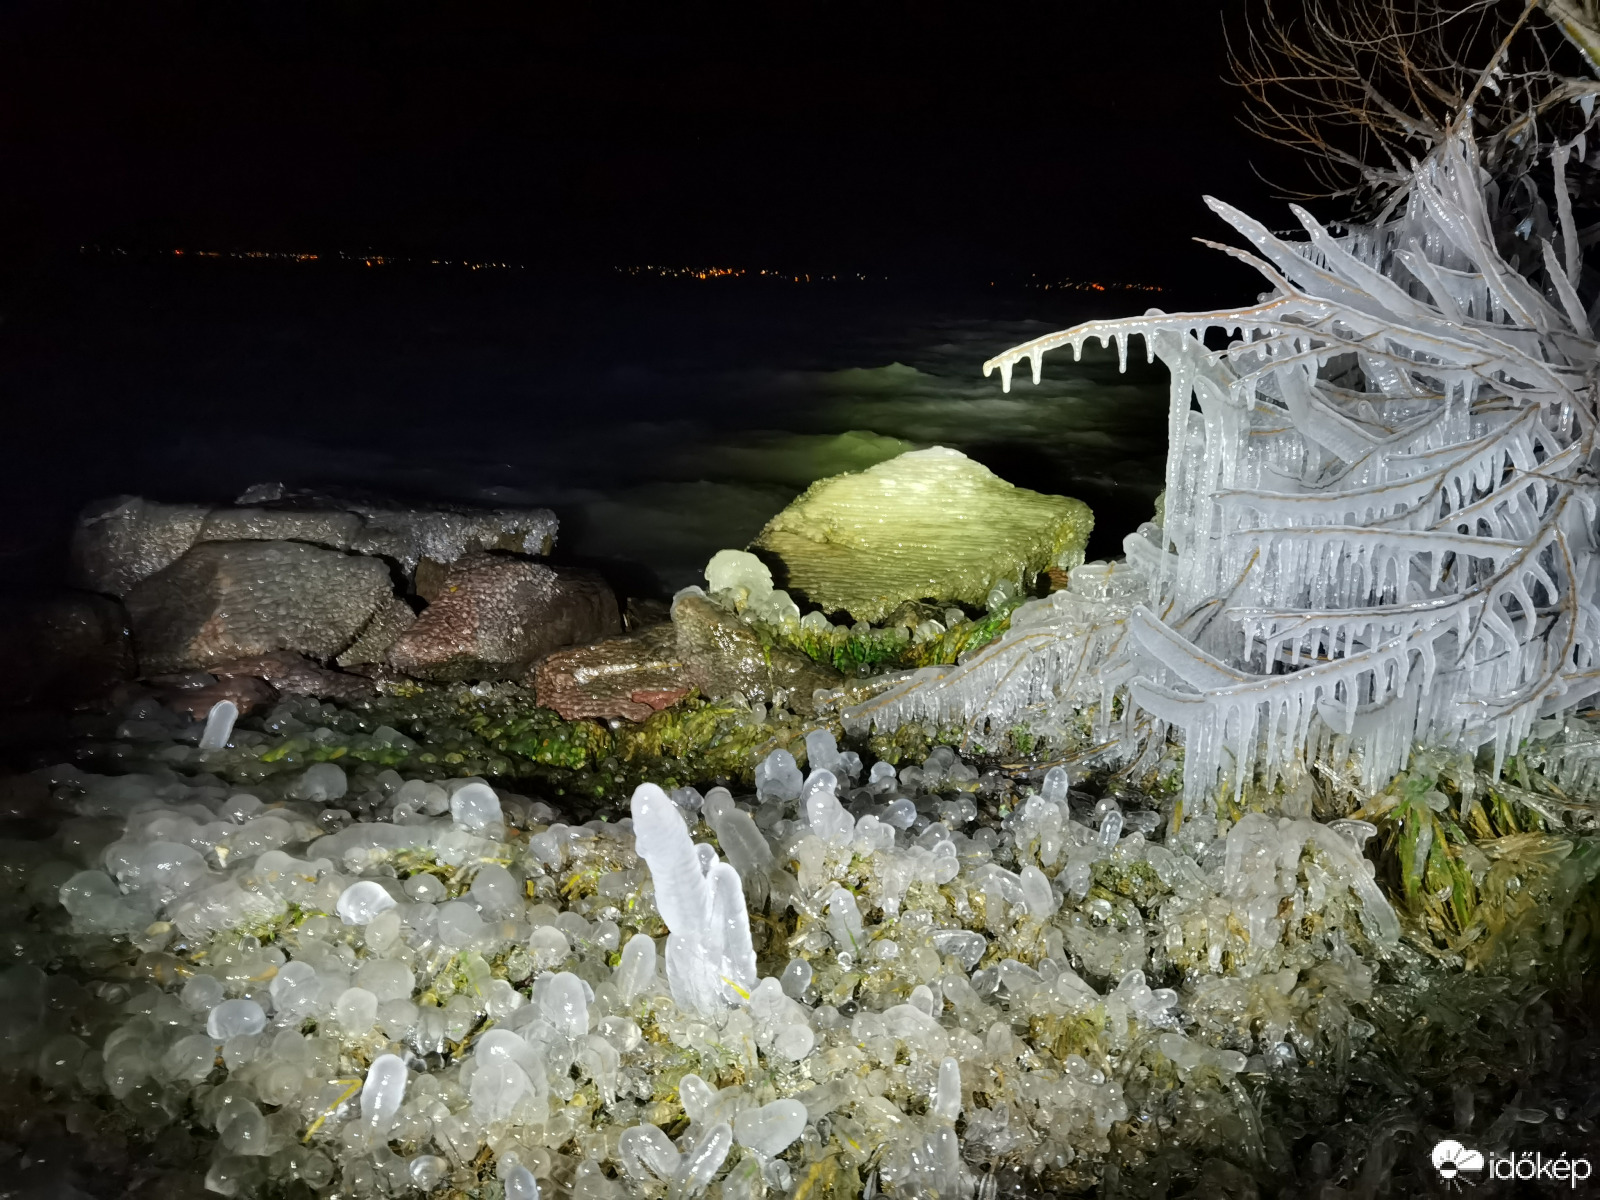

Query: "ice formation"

xmin=854 ymin=130 xmax=1600 ymax=809
xmin=11 ymin=681 xmax=1452 ymax=1200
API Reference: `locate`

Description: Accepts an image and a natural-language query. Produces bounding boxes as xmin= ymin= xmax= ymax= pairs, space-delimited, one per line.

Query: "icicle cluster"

xmin=872 ymin=130 xmax=1600 ymax=805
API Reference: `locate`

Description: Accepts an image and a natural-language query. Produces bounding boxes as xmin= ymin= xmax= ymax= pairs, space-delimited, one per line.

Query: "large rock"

xmin=671 ymin=591 xmax=840 ymax=714
xmin=73 ymin=488 xmax=558 ymax=597
xmin=532 ymin=624 xmax=694 ymax=721
xmin=751 ymin=446 xmax=1093 ymax=622
xmin=124 ymin=541 xmax=396 ymax=674
xmin=385 ymin=555 xmax=620 ymax=681
xmin=72 ymin=497 xmax=212 ymax=597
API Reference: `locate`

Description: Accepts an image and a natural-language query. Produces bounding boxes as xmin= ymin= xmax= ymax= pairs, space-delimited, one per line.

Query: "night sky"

xmin=0 ymin=0 xmax=1288 ymax=295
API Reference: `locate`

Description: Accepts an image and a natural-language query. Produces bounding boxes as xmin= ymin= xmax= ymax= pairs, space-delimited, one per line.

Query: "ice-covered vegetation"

xmin=0 ymin=683 xmax=1592 ymax=1198
xmin=852 ymin=125 xmax=1600 ymax=825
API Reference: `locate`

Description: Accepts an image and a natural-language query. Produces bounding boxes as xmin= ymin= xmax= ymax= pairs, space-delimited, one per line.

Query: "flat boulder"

xmin=532 ymin=624 xmax=693 ymax=721
xmin=124 ymin=541 xmax=396 ymax=674
xmin=672 ymin=591 xmax=841 ymax=714
xmin=386 ymin=555 xmax=620 ymax=681
xmin=751 ymin=446 xmax=1093 ymax=623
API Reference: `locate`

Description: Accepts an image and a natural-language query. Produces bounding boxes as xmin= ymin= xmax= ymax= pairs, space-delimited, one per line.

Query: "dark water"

xmin=3 ymin=260 xmax=1171 ymax=597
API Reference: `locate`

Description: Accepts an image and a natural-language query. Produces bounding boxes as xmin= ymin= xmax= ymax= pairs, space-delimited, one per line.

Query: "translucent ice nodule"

xmin=360 ymin=1053 xmax=407 ymax=1132
xmin=206 ymin=998 xmax=266 ymax=1042
xmin=199 ymin=700 xmax=237 ymax=750
xmin=336 ymin=880 xmax=398 ymax=926
xmin=733 ymin=1098 xmax=807 ymax=1156
xmin=503 ymin=1165 xmax=540 ymax=1200
xmin=450 ymin=781 xmax=504 ymax=835
xmin=630 ymin=783 xmax=755 ymax=1014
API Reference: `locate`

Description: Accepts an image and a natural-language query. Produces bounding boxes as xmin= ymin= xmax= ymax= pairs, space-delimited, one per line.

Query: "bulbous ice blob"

xmin=734 ymin=1099 xmax=807 ymax=1156
xmin=437 ymin=900 xmax=487 ymax=947
xmin=780 ymin=958 xmax=812 ymax=999
xmin=336 ymin=987 xmax=378 ymax=1034
xmin=270 ymin=960 xmax=318 ymax=1016
xmin=677 ymin=1122 xmax=733 ymax=1195
xmin=618 ymin=1123 xmax=681 ymax=1183
xmin=471 ymin=1057 xmax=532 ymax=1123
xmin=613 ymin=933 xmax=657 ymax=1002
xmin=291 ymin=762 xmax=347 ymax=802
xmin=1096 ymin=809 xmax=1123 ymax=852
xmin=503 ymin=1165 xmax=540 ymax=1200
xmin=1041 ymin=764 xmax=1070 ymax=804
xmin=772 ymin=1023 xmax=815 ymax=1061
xmin=804 ymin=728 xmax=842 ymax=776
xmin=882 ymin=798 xmax=918 ymax=829
xmin=360 ymin=1053 xmax=407 ymax=1132
xmin=354 ymin=958 xmax=414 ymax=1003
xmin=470 ymin=863 xmax=521 ymax=915
xmin=450 ymin=782 xmax=503 ymax=835
xmin=753 ymin=749 xmax=803 ymax=803
xmin=678 ymin=1072 xmax=715 ymax=1122
xmin=411 ymin=1157 xmax=449 ymax=1189
xmin=206 ymin=998 xmax=266 ymax=1041
xmin=541 ymin=972 xmax=589 ymax=1039
xmin=336 ymin=880 xmax=398 ymax=926
xmin=181 ymin=973 xmax=225 ymax=1013
xmin=199 ymin=700 xmax=237 ymax=750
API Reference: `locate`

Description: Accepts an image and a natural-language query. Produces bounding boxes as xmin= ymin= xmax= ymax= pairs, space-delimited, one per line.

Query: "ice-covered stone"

xmin=753 ymin=447 xmax=1092 ymax=622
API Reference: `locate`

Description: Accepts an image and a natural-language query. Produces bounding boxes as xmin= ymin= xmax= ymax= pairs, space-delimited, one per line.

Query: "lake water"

xmin=3 ymin=261 xmax=1172 ymax=597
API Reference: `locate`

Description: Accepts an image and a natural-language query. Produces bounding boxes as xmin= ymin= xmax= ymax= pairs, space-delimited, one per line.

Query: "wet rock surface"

xmin=123 ymin=540 xmax=396 ymax=674
xmin=672 ymin=590 xmax=841 ymax=714
xmin=385 ymin=555 xmax=621 ymax=682
xmin=532 ymin=623 xmax=692 ymax=721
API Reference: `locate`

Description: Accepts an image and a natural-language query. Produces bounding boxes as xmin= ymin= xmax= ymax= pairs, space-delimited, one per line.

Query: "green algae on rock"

xmin=752 ymin=446 xmax=1092 ymax=623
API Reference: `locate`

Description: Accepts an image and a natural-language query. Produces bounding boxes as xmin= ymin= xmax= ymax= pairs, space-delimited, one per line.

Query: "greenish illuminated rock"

xmin=752 ymin=446 xmax=1093 ymax=622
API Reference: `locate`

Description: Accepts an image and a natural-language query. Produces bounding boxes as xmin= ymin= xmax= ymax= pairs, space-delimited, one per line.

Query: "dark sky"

xmin=0 ymin=0 xmax=1288 ymax=292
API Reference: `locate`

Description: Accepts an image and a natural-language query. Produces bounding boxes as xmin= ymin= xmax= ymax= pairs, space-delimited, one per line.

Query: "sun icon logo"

xmin=1430 ymin=1140 xmax=1485 ymax=1189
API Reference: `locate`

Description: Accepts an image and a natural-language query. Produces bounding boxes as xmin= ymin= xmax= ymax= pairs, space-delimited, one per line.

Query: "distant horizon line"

xmin=74 ymin=244 xmax=1164 ymax=292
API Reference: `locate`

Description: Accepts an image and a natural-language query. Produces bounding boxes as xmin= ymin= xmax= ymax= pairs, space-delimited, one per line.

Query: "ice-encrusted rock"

xmin=123 ymin=540 xmax=395 ymax=674
xmin=671 ymin=590 xmax=840 ymax=715
xmin=629 ymin=783 xmax=756 ymax=1014
xmin=752 ymin=447 xmax=1093 ymax=622
xmin=73 ymin=488 xmax=559 ymax=595
xmin=71 ymin=496 xmax=212 ymax=597
xmin=386 ymin=555 xmax=620 ymax=681
xmin=531 ymin=623 xmax=693 ymax=721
